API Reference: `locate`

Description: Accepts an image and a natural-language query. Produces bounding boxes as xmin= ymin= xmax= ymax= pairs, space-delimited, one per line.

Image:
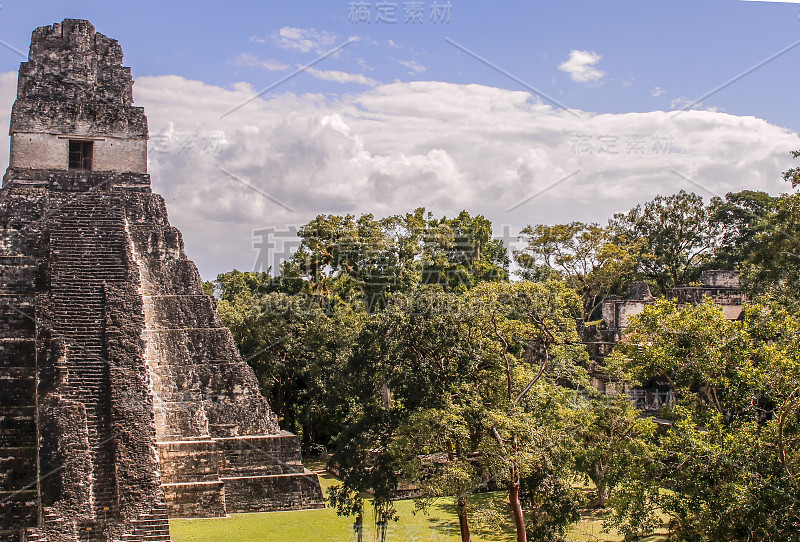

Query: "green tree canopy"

xmin=215 ymin=271 xmax=359 ymax=451
xmin=607 ymin=298 xmax=800 ymax=539
xmin=514 ymin=221 xmax=640 ymax=320
xmin=610 ymin=190 xmax=719 ymax=295
xmin=284 ymin=209 xmax=509 ymax=311
xmin=329 ymin=281 xmax=589 ymax=542
xmin=707 ymin=190 xmax=777 ymax=272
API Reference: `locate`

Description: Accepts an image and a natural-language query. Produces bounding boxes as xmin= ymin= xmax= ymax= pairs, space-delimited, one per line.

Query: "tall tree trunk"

xmin=593 ymin=461 xmax=609 ymax=508
xmin=595 ymin=482 xmax=609 ymax=508
xmin=302 ymin=422 xmax=311 ymax=454
xmin=381 ymin=378 xmax=392 ymax=409
xmin=509 ymin=459 xmax=527 ymax=542
xmin=457 ymin=495 xmax=472 ymax=542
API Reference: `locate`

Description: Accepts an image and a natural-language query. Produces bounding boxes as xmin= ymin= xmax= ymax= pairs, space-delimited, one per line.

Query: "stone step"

xmin=0 ymin=489 xmax=37 ymax=531
xmin=23 ymin=530 xmax=47 ymax=542
xmin=0 ymin=530 xmax=23 ymax=542
xmin=0 ymin=340 xmax=37 ymax=367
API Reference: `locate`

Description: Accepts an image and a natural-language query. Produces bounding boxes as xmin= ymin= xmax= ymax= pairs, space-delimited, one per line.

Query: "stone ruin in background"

xmin=0 ymin=19 xmax=322 ymax=542
xmin=580 ymin=269 xmax=747 ymax=410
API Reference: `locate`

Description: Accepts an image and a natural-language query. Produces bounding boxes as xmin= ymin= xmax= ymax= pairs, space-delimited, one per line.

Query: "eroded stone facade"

xmin=581 ymin=270 xmax=748 ymax=407
xmin=0 ymin=19 xmax=322 ymax=542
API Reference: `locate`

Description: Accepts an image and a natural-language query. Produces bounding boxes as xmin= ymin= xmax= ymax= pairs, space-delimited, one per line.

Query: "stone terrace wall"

xmin=127 ymin=191 xmax=323 ymax=517
xmin=0 ymin=187 xmax=45 ymax=542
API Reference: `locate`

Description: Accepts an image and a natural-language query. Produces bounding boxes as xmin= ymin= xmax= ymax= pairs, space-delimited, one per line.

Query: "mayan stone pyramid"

xmin=0 ymin=19 xmax=323 ymax=542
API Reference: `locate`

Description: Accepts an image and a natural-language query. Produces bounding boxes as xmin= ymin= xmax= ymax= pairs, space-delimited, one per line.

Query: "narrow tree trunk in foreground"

xmin=509 ymin=459 xmax=527 ymax=542
xmin=595 ymin=482 xmax=609 ymax=508
xmin=355 ymin=514 xmax=363 ymax=542
xmin=457 ymin=495 xmax=472 ymax=542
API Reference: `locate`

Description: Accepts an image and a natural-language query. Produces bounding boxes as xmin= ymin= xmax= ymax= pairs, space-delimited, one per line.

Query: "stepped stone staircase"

xmin=49 ymin=195 xmax=127 ymax=518
xmin=0 ymin=180 xmax=324 ymax=541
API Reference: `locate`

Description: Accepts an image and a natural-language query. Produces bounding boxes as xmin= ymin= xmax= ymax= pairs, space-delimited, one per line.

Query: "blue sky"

xmin=0 ymin=0 xmax=800 ymax=125
xmin=0 ymin=1 xmax=798 ymax=278
xmin=1 ymin=1 xmax=798 ymax=126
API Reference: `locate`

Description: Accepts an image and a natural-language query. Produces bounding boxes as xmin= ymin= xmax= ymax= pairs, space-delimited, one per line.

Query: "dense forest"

xmin=204 ymin=155 xmax=800 ymax=541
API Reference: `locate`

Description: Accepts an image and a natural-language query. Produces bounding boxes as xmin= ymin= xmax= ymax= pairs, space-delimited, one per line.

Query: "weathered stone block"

xmin=162 ymin=481 xmax=226 ymax=518
xmin=0 ymin=446 xmax=36 ymax=491
xmin=221 ymin=473 xmax=325 ymax=513
xmin=0 ymin=490 xmax=37 ymax=530
xmin=216 ymin=434 xmax=306 ymax=477
xmin=157 ymin=440 xmax=220 ymax=484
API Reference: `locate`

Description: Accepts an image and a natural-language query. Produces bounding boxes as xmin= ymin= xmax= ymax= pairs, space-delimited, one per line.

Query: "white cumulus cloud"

xmin=233 ymin=53 xmax=288 ymax=72
xmin=126 ymin=77 xmax=798 ymax=278
xmin=273 ymin=27 xmax=339 ymax=54
xmin=671 ymin=96 xmax=700 ymax=111
xmin=305 ymin=67 xmax=378 ymax=87
xmin=558 ymin=50 xmax=606 ymax=83
xmin=399 ymin=60 xmax=427 ymax=75
xmin=0 ymin=72 xmax=791 ymax=279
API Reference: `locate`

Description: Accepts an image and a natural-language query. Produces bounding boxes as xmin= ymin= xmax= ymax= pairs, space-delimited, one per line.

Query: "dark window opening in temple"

xmin=68 ymin=140 xmax=93 ymax=170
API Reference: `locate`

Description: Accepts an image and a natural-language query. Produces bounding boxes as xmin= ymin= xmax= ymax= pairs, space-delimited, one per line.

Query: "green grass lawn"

xmin=170 ymin=464 xmax=667 ymax=542
xmin=171 ymin=468 xmax=464 ymax=542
